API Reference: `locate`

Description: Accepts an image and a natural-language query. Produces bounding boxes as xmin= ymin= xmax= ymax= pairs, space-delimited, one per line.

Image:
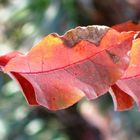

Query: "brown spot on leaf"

xmin=62 ymin=25 xmax=109 ymax=47
xmin=106 ymin=50 xmax=120 ymax=63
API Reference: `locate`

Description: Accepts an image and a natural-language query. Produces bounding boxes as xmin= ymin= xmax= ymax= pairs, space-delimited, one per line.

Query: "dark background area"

xmin=0 ymin=0 xmax=140 ymax=140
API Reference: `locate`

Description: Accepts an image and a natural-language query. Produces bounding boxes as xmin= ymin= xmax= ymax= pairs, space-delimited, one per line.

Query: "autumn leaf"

xmin=113 ymin=38 xmax=140 ymax=110
xmin=0 ymin=52 xmax=38 ymax=105
xmin=110 ymin=21 xmax=140 ymax=111
xmin=112 ymin=20 xmax=140 ymax=32
xmin=0 ymin=25 xmax=135 ymax=110
xmin=110 ymin=84 xmax=134 ymax=111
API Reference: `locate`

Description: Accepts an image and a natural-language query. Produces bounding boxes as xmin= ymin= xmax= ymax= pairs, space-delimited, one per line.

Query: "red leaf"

xmin=0 ymin=51 xmax=22 ymax=67
xmin=11 ymin=72 xmax=38 ymax=105
xmin=110 ymin=84 xmax=134 ymax=111
xmin=113 ymin=39 xmax=140 ymax=110
xmin=0 ymin=25 xmax=134 ymax=110
xmin=0 ymin=52 xmax=38 ymax=105
xmin=112 ymin=20 xmax=140 ymax=32
xmin=110 ymin=21 xmax=140 ymax=111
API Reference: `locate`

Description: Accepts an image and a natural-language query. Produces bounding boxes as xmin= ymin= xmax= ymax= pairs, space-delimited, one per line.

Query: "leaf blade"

xmin=0 ymin=25 xmax=135 ymax=110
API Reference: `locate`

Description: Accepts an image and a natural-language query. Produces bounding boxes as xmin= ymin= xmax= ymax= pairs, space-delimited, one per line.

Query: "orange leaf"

xmin=0 ymin=25 xmax=134 ymax=110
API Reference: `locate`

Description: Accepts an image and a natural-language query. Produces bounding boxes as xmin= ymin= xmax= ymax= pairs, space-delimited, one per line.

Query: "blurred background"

xmin=0 ymin=0 xmax=140 ymax=140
